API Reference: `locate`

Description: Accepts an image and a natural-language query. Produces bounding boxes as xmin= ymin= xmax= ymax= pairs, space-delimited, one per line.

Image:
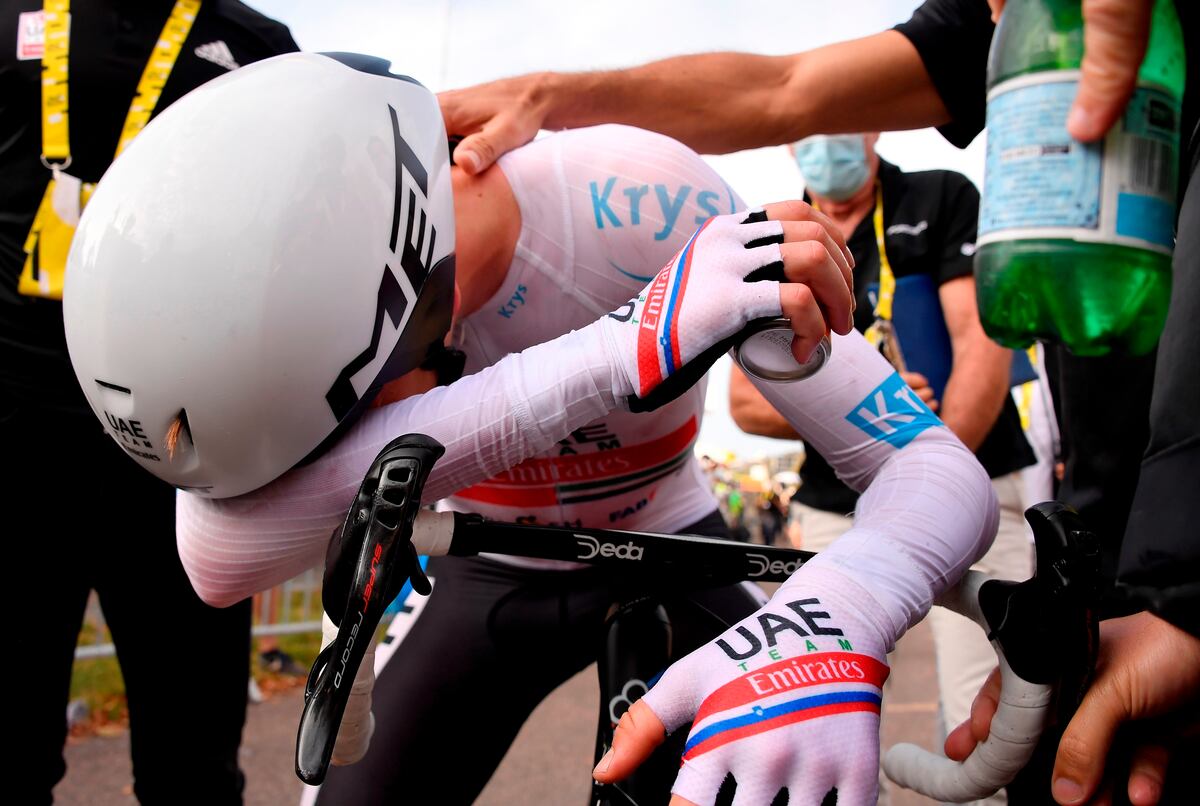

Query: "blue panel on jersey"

xmin=845 ymin=373 xmax=942 ymax=450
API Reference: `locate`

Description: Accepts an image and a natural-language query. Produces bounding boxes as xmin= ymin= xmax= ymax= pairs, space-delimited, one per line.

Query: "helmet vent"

xmin=165 ymin=408 xmax=193 ymax=462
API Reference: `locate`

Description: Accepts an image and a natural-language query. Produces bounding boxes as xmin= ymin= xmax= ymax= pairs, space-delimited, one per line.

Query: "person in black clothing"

xmin=1 ymin=4 xmax=297 ymax=803
xmin=436 ymin=0 xmax=1199 ymax=801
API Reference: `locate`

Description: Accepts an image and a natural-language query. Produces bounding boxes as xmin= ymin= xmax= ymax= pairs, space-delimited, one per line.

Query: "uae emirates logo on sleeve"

xmin=194 ymin=40 xmax=240 ymax=71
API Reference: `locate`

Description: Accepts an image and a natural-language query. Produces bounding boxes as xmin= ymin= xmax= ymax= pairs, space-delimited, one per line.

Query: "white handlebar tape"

xmin=410 ymin=510 xmax=456 ymax=556
xmin=882 ymin=571 xmax=1053 ymax=802
xmin=322 ymin=509 xmax=448 ymax=768
xmin=321 ymin=613 xmax=377 ymax=767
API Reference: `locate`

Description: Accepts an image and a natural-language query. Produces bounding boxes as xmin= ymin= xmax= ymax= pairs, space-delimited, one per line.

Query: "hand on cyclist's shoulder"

xmin=595 ymin=564 xmax=890 ymax=805
xmin=439 ymin=73 xmax=552 ymax=175
xmin=596 ymin=201 xmax=854 ymax=402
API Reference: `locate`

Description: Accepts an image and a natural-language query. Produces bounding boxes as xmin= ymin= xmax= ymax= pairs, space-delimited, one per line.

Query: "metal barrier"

xmin=73 ymin=568 xmax=326 ymax=661
xmin=252 ymin=567 xmax=325 ymax=637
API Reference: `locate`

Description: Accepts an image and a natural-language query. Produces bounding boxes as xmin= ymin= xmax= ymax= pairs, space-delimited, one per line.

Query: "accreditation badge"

xmin=20 ymin=171 xmax=94 ymax=300
xmin=16 ymin=10 xmax=45 ymax=61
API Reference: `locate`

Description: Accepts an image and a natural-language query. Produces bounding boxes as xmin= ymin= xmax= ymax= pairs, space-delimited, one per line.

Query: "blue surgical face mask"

xmin=792 ymin=135 xmax=870 ymax=202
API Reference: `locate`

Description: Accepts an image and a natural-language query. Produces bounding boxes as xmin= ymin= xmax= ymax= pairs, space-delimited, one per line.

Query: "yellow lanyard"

xmin=39 ymin=0 xmax=201 ymax=165
xmin=114 ymin=0 xmax=202 ymax=158
xmin=24 ymin=0 xmax=200 ymax=301
xmin=40 ymin=0 xmax=71 ymax=165
xmin=870 ymin=183 xmax=895 ymax=322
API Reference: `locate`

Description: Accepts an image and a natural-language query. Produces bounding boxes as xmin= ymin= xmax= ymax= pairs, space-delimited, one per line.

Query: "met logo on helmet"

xmin=326 ymin=104 xmax=439 ymax=421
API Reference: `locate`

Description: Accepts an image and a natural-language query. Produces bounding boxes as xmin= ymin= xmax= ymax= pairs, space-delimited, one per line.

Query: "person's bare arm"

xmin=936 ymin=275 xmax=1012 ymax=451
xmin=729 ymin=365 xmax=800 ymax=440
xmin=441 ymin=31 xmax=950 ymax=174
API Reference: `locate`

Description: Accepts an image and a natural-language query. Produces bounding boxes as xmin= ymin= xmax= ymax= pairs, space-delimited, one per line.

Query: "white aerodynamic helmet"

xmin=64 ymin=53 xmax=457 ymax=498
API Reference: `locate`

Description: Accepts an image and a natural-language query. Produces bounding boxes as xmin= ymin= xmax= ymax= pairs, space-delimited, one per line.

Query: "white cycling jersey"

xmin=448 ymin=125 xmax=743 ymax=540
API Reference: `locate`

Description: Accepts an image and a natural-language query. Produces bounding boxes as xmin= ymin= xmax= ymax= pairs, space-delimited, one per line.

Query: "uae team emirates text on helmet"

xmin=63 ymin=53 xmax=456 ymax=498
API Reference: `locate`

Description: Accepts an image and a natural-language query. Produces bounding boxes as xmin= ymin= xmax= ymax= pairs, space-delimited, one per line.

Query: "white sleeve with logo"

xmin=754 ymin=332 xmax=998 ymax=642
xmin=498 ymin=124 xmax=744 ymax=318
xmin=632 ymin=333 xmax=997 ymax=805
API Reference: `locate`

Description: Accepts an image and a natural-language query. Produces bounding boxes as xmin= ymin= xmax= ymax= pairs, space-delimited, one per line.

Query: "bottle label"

xmin=978 ymin=70 xmax=1179 ymax=255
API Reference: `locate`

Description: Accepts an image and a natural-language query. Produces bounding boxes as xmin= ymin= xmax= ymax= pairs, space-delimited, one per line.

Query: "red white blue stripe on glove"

xmin=683 ymin=650 xmax=888 ymax=764
xmin=597 ymin=203 xmax=855 ymax=408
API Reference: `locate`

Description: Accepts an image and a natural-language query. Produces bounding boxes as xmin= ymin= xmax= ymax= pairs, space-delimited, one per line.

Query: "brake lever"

xmin=295 ymin=434 xmax=445 ymax=785
xmin=883 ymin=502 xmax=1100 ymax=801
xmin=980 ymin=502 xmax=1100 ymax=700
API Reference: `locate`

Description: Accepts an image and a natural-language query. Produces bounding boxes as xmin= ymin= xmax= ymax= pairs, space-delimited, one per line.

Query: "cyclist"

xmin=65 ymin=53 xmax=998 ymax=805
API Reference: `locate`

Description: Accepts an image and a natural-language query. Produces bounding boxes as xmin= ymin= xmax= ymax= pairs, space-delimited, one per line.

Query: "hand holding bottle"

xmin=976 ymin=0 xmax=1183 ymax=355
xmin=985 ymin=0 xmax=1161 ymax=141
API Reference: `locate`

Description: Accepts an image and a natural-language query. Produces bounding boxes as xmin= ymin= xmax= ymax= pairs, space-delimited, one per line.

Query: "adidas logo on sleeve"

xmin=194 ymin=40 xmax=240 ymax=71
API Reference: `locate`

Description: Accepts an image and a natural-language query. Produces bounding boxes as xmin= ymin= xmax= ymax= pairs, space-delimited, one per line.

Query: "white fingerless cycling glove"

xmin=641 ymin=565 xmax=892 ymax=805
xmin=596 ymin=210 xmax=786 ymax=407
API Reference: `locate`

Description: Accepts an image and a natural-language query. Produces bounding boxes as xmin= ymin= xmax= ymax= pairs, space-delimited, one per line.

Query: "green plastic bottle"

xmin=975 ymin=0 xmax=1185 ymax=355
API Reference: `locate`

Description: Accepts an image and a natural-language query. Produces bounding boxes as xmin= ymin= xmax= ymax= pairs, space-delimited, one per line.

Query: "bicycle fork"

xmin=593 ymin=595 xmax=680 ymax=806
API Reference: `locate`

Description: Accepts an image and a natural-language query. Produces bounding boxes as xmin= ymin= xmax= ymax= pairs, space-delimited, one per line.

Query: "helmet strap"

xmin=420 ymin=342 xmax=467 ymax=387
